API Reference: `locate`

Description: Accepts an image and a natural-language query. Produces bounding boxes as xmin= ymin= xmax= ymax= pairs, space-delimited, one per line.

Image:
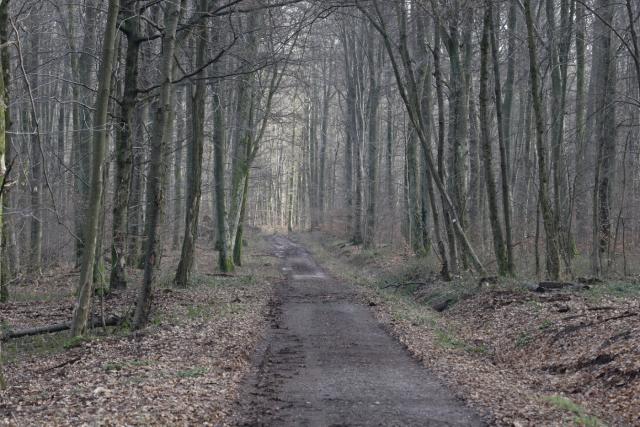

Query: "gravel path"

xmin=234 ymin=236 xmax=483 ymax=426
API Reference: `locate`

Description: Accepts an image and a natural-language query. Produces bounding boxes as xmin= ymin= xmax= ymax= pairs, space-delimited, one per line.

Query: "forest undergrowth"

xmin=0 ymin=233 xmax=277 ymax=425
xmin=296 ymin=231 xmax=640 ymax=426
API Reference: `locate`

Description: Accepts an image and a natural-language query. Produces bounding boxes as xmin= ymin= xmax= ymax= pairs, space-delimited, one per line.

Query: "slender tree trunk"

xmin=71 ymin=1 xmax=97 ymax=266
xmin=342 ymin=30 xmax=356 ymax=238
xmin=175 ymin=9 xmax=207 ymax=286
xmin=433 ymin=26 xmax=455 ymax=272
xmin=212 ymin=29 xmax=233 ymax=272
xmin=480 ymin=7 xmax=508 ymax=276
xmin=591 ymin=0 xmax=617 ymax=275
xmin=133 ymin=0 xmax=182 ymax=329
xmin=352 ymin=56 xmax=365 ymax=245
xmin=574 ymin=1 xmax=587 ymax=243
xmin=127 ymin=104 xmax=146 ymax=267
xmin=546 ymin=0 xmax=573 ymax=271
xmin=173 ymin=87 xmax=185 ymax=250
xmin=364 ymin=33 xmax=381 ymax=249
xmin=524 ymin=0 xmax=561 ymax=280
xmin=110 ymin=5 xmax=140 ymax=290
xmin=0 ymin=0 xmax=7 ymax=303
xmin=319 ymin=68 xmax=331 ymax=225
xmin=0 ymin=0 xmax=14 ymax=301
xmin=26 ymin=29 xmax=42 ymax=271
xmin=488 ymin=2 xmax=515 ymax=276
xmin=502 ymin=0 xmax=518 ymax=177
xmin=70 ymin=0 xmax=121 ymax=336
xmin=228 ymin=14 xmax=258 ymax=255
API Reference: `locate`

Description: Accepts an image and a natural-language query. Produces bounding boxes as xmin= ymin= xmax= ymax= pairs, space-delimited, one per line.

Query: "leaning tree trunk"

xmin=175 ymin=8 xmax=207 ymax=287
xmin=133 ymin=0 xmax=182 ymax=330
xmin=70 ymin=0 xmax=121 ymax=337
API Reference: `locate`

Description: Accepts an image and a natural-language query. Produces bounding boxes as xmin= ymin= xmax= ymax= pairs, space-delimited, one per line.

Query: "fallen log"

xmin=1 ymin=315 xmax=122 ymax=342
xmin=526 ymin=281 xmax=589 ymax=293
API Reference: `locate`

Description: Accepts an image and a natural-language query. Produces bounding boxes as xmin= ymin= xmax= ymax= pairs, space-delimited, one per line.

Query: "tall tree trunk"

xmin=212 ymin=30 xmax=233 ymax=272
xmin=591 ymin=0 xmax=617 ymax=275
xmin=110 ymin=3 xmax=140 ymax=290
xmin=445 ymin=14 xmax=472 ymax=271
xmin=433 ymin=25 xmax=455 ymax=272
xmin=0 ymin=0 xmax=8 ymax=303
xmin=27 ymin=29 xmax=42 ymax=271
xmin=480 ymin=7 xmax=508 ymax=276
xmin=318 ymin=66 xmax=331 ymax=225
xmin=502 ymin=0 xmax=518 ymax=177
xmin=0 ymin=0 xmax=15 ymax=301
xmin=385 ymin=105 xmax=394 ymax=208
xmin=175 ymin=8 xmax=207 ymax=286
xmin=70 ymin=1 xmax=97 ymax=265
xmin=342 ymin=29 xmax=356 ymax=238
xmin=352 ymin=39 xmax=365 ymax=245
xmin=70 ymin=0 xmax=121 ymax=336
xmin=488 ymin=2 xmax=515 ymax=276
xmin=172 ymin=88 xmax=185 ymax=249
xmin=546 ymin=0 xmax=573 ymax=271
xmin=524 ymin=0 xmax=561 ymax=280
xmin=364 ymin=32 xmax=381 ymax=249
xmin=574 ymin=1 xmax=587 ymax=243
xmin=127 ymin=104 xmax=146 ymax=267
xmin=228 ymin=14 xmax=259 ymax=257
xmin=133 ymin=0 xmax=182 ymax=329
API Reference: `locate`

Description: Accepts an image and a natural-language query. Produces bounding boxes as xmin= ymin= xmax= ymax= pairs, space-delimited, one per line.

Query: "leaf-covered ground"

xmin=298 ymin=231 xmax=639 ymax=426
xmin=0 ymin=236 xmax=277 ymax=426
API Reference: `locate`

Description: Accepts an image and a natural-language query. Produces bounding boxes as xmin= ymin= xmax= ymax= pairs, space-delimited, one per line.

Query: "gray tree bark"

xmin=133 ymin=0 xmax=183 ymax=329
xmin=175 ymin=5 xmax=207 ymax=286
xmin=71 ymin=0 xmax=121 ymax=336
xmin=110 ymin=1 xmax=141 ymax=290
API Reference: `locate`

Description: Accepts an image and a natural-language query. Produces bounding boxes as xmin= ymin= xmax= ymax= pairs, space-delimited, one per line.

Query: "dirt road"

xmin=234 ymin=236 xmax=483 ymax=426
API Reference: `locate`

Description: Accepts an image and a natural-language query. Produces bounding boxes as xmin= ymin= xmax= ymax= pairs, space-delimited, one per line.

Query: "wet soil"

xmin=234 ymin=236 xmax=483 ymax=426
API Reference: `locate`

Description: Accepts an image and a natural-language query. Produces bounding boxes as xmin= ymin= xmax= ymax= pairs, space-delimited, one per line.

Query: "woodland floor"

xmin=0 ymin=235 xmax=278 ymax=425
xmin=1 ymin=231 xmax=639 ymax=426
xmin=296 ymin=231 xmax=640 ymax=426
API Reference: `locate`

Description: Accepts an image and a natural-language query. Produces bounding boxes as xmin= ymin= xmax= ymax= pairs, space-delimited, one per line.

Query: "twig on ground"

xmin=39 ymin=356 xmax=82 ymax=373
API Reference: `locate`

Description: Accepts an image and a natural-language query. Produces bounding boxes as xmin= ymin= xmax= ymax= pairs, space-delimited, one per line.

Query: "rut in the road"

xmin=234 ymin=236 xmax=483 ymax=426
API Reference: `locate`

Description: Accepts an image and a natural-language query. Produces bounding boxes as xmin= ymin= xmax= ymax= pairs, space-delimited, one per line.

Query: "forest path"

xmin=233 ymin=235 xmax=483 ymax=426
